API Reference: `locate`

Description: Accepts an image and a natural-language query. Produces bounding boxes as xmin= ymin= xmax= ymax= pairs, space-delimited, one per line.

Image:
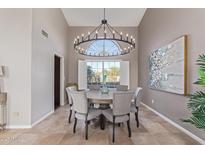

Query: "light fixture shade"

xmin=0 ymin=66 xmax=3 ymax=76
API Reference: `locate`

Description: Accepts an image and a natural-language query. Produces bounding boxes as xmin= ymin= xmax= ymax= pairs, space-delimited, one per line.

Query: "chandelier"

xmin=73 ymin=9 xmax=136 ymax=57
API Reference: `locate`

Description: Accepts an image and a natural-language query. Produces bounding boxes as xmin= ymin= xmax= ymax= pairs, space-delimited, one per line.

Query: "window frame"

xmin=86 ymin=60 xmax=121 ymax=86
xmin=86 ymin=40 xmax=123 ymax=56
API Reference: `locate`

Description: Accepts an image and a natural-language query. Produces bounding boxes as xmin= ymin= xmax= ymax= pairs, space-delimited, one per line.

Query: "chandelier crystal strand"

xmin=73 ymin=8 xmax=135 ymax=57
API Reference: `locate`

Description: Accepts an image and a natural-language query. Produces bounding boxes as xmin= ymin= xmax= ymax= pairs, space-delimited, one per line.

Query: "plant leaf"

xmin=183 ymin=54 xmax=205 ymax=130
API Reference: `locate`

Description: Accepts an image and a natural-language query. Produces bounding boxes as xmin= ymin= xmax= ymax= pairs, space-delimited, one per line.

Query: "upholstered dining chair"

xmin=88 ymin=84 xmax=101 ymax=90
xmin=102 ymin=91 xmax=134 ymax=143
xmin=66 ymin=86 xmax=77 ymax=123
xmin=116 ymin=85 xmax=128 ymax=91
xmin=70 ymin=90 xmax=101 ymax=140
xmin=131 ymin=87 xmax=143 ymax=127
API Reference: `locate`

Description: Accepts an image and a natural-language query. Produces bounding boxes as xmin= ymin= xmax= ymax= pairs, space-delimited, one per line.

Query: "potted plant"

xmin=183 ymin=54 xmax=205 ymax=129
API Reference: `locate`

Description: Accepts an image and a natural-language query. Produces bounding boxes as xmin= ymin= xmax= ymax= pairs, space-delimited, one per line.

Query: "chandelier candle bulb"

xmin=96 ymin=31 xmax=98 ymax=39
xmin=120 ymin=32 xmax=123 ymax=40
xmin=81 ymin=34 xmax=84 ymax=41
xmin=77 ymin=36 xmax=80 ymax=43
xmin=126 ymin=34 xmax=129 ymax=41
xmin=88 ymin=32 xmax=90 ymax=40
xmin=112 ymin=31 xmax=115 ymax=38
xmin=104 ymin=30 xmax=106 ymax=38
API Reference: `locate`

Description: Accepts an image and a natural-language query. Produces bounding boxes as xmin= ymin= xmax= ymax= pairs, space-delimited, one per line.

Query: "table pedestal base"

xmin=100 ymin=114 xmax=105 ymax=130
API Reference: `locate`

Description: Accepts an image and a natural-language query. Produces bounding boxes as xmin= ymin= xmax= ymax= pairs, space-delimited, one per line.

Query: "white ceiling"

xmin=61 ymin=8 xmax=146 ymax=27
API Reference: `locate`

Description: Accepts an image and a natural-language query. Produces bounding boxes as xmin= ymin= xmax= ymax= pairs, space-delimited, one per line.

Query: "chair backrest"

xmin=134 ymin=87 xmax=143 ymax=107
xmin=113 ymin=91 xmax=134 ymax=116
xmin=88 ymin=85 xmax=101 ymax=90
xmin=69 ymin=90 xmax=88 ymax=114
xmin=66 ymin=86 xmax=77 ymax=105
xmin=66 ymin=82 xmax=78 ymax=90
xmin=116 ymin=85 xmax=128 ymax=91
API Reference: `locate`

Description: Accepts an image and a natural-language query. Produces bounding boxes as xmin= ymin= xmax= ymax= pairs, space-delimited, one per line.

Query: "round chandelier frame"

xmin=73 ymin=9 xmax=136 ymax=57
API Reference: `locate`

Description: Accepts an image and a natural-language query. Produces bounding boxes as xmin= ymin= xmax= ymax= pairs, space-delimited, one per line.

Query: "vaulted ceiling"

xmin=61 ymin=8 xmax=146 ymax=27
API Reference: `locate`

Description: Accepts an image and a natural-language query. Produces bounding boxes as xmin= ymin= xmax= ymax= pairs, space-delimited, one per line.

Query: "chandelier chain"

xmin=104 ymin=8 xmax=105 ymax=20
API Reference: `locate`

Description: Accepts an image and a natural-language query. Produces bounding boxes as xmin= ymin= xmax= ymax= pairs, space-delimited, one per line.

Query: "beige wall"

xmin=31 ymin=9 xmax=70 ymax=124
xmin=0 ymin=8 xmax=70 ymax=126
xmin=0 ymin=9 xmax=32 ymax=127
xmin=139 ymin=8 xmax=205 ymax=141
xmin=67 ymin=27 xmax=138 ymax=90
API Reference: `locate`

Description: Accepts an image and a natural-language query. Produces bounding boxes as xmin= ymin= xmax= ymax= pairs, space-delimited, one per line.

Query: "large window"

xmin=78 ymin=60 xmax=129 ymax=90
xmin=87 ymin=61 xmax=120 ymax=88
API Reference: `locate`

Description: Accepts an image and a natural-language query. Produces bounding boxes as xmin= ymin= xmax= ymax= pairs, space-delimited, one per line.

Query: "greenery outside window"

xmin=87 ymin=61 xmax=120 ymax=88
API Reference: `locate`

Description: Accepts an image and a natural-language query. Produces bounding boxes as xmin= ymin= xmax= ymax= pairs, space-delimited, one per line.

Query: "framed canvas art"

xmin=149 ymin=35 xmax=187 ymax=95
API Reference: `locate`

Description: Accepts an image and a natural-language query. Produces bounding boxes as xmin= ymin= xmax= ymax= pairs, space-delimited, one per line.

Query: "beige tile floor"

xmin=0 ymin=105 xmax=199 ymax=145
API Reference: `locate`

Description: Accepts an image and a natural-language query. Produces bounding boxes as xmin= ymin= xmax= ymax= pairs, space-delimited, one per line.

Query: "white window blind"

xmin=120 ymin=61 xmax=130 ymax=89
xmin=78 ymin=60 xmax=87 ymax=90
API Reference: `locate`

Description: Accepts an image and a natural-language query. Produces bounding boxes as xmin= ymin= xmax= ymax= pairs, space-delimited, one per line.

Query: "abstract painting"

xmin=149 ymin=36 xmax=187 ymax=95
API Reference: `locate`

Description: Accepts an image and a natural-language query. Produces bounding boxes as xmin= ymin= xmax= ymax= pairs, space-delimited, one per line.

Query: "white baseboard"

xmin=31 ymin=110 xmax=54 ymax=127
xmin=61 ymin=100 xmax=68 ymax=106
xmin=6 ymin=110 xmax=54 ymax=129
xmin=6 ymin=125 xmax=32 ymax=129
xmin=141 ymin=103 xmax=205 ymax=145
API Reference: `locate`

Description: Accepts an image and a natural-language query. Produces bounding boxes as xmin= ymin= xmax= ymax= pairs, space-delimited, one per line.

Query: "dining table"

xmin=86 ymin=90 xmax=114 ymax=130
xmin=86 ymin=90 xmax=113 ymax=105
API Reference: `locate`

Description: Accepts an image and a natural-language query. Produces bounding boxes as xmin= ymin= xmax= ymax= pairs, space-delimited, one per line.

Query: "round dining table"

xmin=86 ymin=90 xmax=114 ymax=130
xmin=86 ymin=90 xmax=113 ymax=105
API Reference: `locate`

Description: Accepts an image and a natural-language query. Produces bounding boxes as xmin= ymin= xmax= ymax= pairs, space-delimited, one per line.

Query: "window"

xmin=86 ymin=40 xmax=122 ymax=56
xmin=87 ymin=61 xmax=120 ymax=88
xmin=78 ymin=40 xmax=130 ymax=90
xmin=78 ymin=60 xmax=130 ymax=90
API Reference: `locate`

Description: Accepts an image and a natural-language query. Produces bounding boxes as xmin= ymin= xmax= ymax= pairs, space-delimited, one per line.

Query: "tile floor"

xmin=0 ymin=105 xmax=199 ymax=145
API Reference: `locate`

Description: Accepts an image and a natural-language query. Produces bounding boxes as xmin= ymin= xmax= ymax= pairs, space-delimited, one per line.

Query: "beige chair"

xmin=131 ymin=87 xmax=143 ymax=127
xmin=110 ymin=85 xmax=128 ymax=109
xmin=66 ymin=86 xmax=77 ymax=123
xmin=116 ymin=85 xmax=128 ymax=91
xmin=88 ymin=84 xmax=101 ymax=90
xmin=102 ymin=91 xmax=134 ymax=143
xmin=70 ymin=90 xmax=101 ymax=140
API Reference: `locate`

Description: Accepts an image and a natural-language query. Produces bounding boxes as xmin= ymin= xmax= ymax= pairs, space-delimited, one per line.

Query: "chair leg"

xmin=135 ymin=107 xmax=139 ymax=127
xmin=100 ymin=114 xmax=105 ymax=130
xmin=85 ymin=116 xmax=88 ymax=140
xmin=73 ymin=117 xmax=77 ymax=133
xmin=118 ymin=123 xmax=121 ymax=127
xmin=127 ymin=114 xmax=131 ymax=137
xmin=68 ymin=109 xmax=72 ymax=123
xmin=112 ymin=116 xmax=115 ymax=143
